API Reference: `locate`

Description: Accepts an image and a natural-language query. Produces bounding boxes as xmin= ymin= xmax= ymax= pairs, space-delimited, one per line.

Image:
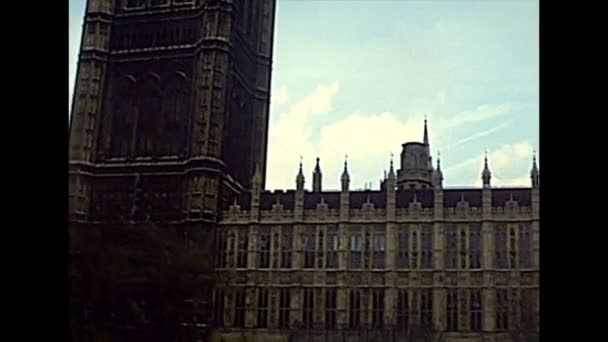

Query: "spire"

xmin=388 ymin=152 xmax=396 ymax=180
xmin=432 ymin=151 xmax=443 ymax=189
xmin=296 ymin=156 xmax=305 ymax=191
xmin=530 ymin=150 xmax=539 ymax=189
xmin=423 ymin=115 xmax=429 ymax=145
xmin=482 ymin=150 xmax=491 ymax=188
xmin=313 ymin=157 xmax=322 ymax=192
xmin=341 ymin=154 xmax=350 ymax=192
xmin=437 ymin=151 xmax=442 ymax=171
xmin=252 ymin=163 xmax=262 ymax=191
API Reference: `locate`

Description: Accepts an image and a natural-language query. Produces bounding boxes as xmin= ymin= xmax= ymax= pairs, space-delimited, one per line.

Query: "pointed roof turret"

xmin=313 ymin=157 xmax=322 ymax=192
xmin=482 ymin=150 xmax=492 ymax=188
xmin=341 ymin=154 xmax=350 ymax=192
xmin=433 ymin=151 xmax=443 ymax=188
xmin=296 ymin=156 xmax=305 ymax=191
xmin=530 ymin=150 xmax=539 ymax=189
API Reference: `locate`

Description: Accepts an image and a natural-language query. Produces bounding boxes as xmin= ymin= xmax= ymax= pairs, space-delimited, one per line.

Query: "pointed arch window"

xmin=135 ymin=74 xmax=161 ymax=157
xmin=110 ymin=76 xmax=137 ymax=158
xmin=162 ymin=72 xmax=189 ymax=156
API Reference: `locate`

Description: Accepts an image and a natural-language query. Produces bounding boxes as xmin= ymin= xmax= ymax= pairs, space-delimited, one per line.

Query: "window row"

xmin=108 ymin=74 xmax=189 ymax=158
xmin=111 ymin=25 xmax=196 ymax=50
xmin=124 ymin=0 xmax=193 ymax=9
xmin=216 ymin=223 xmax=533 ymax=270
xmin=213 ymin=287 xmax=537 ymax=332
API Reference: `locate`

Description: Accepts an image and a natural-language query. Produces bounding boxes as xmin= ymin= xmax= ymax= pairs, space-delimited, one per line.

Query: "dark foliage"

xmin=69 ymin=221 xmax=216 ymax=341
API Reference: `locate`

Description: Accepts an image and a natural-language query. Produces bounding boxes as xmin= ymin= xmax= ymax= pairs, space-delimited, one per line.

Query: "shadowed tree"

xmin=69 ymin=221 xmax=217 ymax=341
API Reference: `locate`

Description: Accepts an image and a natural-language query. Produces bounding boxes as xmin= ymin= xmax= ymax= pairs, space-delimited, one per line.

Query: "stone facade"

xmin=68 ymin=0 xmax=277 ymax=226
xmin=212 ymin=127 xmax=540 ymax=342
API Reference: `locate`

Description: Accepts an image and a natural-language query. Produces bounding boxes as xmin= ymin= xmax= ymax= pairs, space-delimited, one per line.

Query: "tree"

xmin=69 ymin=220 xmax=218 ymax=341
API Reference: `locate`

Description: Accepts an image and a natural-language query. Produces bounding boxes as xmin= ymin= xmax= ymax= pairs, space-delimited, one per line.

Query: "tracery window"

xmin=161 ymin=73 xmax=188 ymax=156
xmin=234 ymin=289 xmax=246 ymax=327
xmin=509 ymin=227 xmax=517 ymax=268
xmin=446 ymin=225 xmax=458 ymax=269
xmin=258 ymin=228 xmax=270 ymax=269
xmin=279 ymin=289 xmax=290 ymax=328
xmin=411 ymin=231 xmax=418 ymax=269
xmin=420 ymin=225 xmax=433 ymax=269
xmin=303 ymin=232 xmax=315 ymax=269
xmin=372 ymin=289 xmax=384 ymax=328
xmin=257 ymin=288 xmax=268 ymax=328
xmin=460 ymin=229 xmax=467 ymax=269
xmin=350 ymin=231 xmax=362 ymax=269
xmin=325 ymin=289 xmax=337 ymax=329
xmin=135 ymin=76 xmax=161 ymax=156
xmin=326 ymin=229 xmax=339 ymax=269
xmin=469 ymin=224 xmax=482 ymax=269
xmin=420 ymin=289 xmax=433 ymax=327
xmin=372 ymin=232 xmax=386 ymax=269
xmin=447 ymin=290 xmax=458 ymax=332
xmin=349 ymin=289 xmax=361 ymax=329
xmin=110 ymin=76 xmax=136 ymax=158
xmin=397 ymin=227 xmax=409 ymax=269
xmin=470 ymin=290 xmax=482 ymax=332
xmin=237 ymin=230 xmax=248 ymax=268
xmin=281 ymin=228 xmax=292 ymax=269
xmin=495 ymin=224 xmax=508 ymax=269
xmin=302 ymin=288 xmax=314 ymax=328
xmin=496 ymin=289 xmax=509 ymax=330
xmin=519 ymin=223 xmax=531 ymax=269
xmin=397 ymin=289 xmax=409 ymax=330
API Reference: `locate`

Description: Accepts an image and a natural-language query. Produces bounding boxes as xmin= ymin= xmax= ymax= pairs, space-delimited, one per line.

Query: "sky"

xmin=69 ymin=0 xmax=539 ymax=191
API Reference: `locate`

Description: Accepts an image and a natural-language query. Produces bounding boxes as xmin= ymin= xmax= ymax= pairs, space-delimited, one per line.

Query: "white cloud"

xmin=266 ymin=82 xmax=340 ymax=190
xmin=449 ymin=142 xmax=535 ymax=187
xmin=271 ymin=85 xmax=289 ymax=107
xmin=316 ymin=111 xmax=427 ymax=190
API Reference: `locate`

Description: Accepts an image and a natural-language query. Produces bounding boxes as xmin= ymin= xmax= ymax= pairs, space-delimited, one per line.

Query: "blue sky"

xmin=69 ymin=0 xmax=539 ymax=190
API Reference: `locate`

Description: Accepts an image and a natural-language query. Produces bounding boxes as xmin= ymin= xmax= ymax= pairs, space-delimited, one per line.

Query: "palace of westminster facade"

xmin=68 ymin=1 xmax=539 ymax=341
xmin=213 ymin=124 xmax=539 ymax=342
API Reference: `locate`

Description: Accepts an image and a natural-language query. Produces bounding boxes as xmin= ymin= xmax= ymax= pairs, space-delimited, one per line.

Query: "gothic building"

xmin=213 ymin=121 xmax=539 ymax=342
xmin=68 ymin=0 xmax=276 ymax=228
xmin=68 ymin=1 xmax=539 ymax=342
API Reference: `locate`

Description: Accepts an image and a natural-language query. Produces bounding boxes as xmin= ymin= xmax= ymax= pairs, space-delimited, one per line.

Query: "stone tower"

xmin=68 ymin=0 xmax=277 ymax=226
xmin=396 ymin=119 xmax=434 ymax=189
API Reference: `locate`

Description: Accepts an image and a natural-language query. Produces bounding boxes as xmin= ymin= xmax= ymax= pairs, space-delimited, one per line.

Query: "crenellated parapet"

xmin=221 ymin=186 xmax=537 ymax=224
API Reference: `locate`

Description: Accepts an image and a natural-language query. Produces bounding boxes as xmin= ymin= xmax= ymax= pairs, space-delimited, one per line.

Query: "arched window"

xmin=161 ymin=72 xmax=189 ymax=156
xmin=110 ymin=75 xmax=137 ymax=157
xmin=125 ymin=0 xmax=144 ymax=10
xmin=135 ymin=74 xmax=161 ymax=157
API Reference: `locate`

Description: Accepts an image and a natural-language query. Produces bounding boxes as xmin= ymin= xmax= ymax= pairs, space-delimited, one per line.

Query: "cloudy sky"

xmin=69 ymin=0 xmax=539 ymax=190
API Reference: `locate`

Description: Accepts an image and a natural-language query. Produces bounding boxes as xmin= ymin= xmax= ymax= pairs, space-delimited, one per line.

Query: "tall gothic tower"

xmin=68 ymin=0 xmax=276 ymax=226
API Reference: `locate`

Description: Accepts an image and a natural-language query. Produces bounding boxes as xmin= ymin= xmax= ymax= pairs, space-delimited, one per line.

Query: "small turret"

xmin=296 ymin=157 xmax=305 ymax=192
xmin=432 ymin=151 xmax=443 ymax=189
xmin=313 ymin=157 xmax=322 ymax=192
xmin=482 ymin=150 xmax=491 ymax=188
xmin=530 ymin=151 xmax=539 ymax=189
xmin=341 ymin=155 xmax=350 ymax=192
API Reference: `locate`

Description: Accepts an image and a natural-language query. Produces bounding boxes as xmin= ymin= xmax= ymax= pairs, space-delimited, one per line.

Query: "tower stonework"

xmin=69 ymin=0 xmax=277 ymax=225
